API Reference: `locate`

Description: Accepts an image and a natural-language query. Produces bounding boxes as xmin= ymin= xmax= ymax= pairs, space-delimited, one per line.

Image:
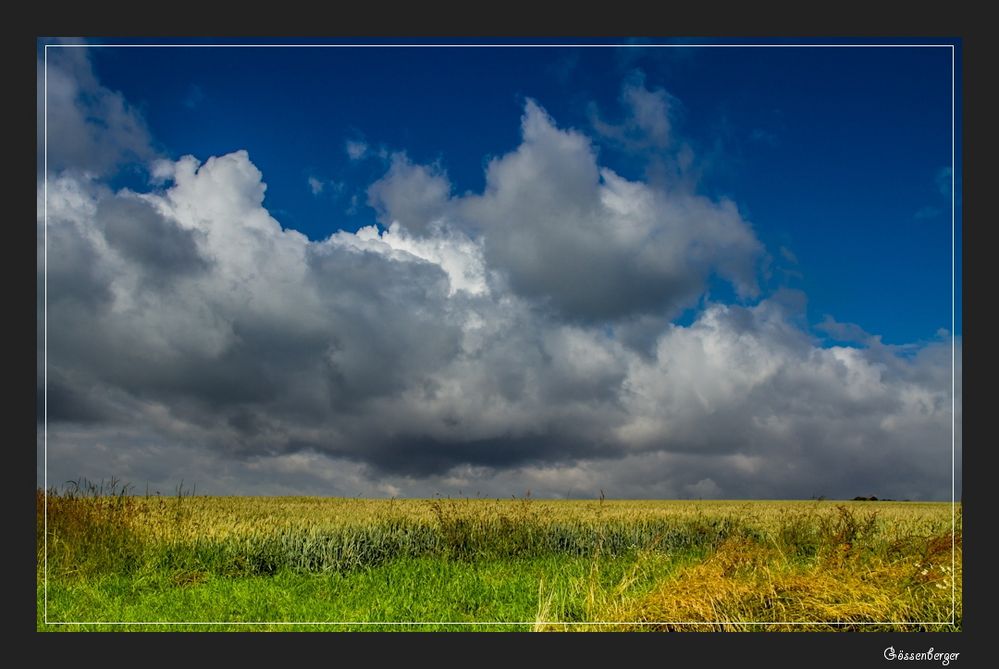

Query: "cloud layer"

xmin=37 ymin=54 xmax=960 ymax=500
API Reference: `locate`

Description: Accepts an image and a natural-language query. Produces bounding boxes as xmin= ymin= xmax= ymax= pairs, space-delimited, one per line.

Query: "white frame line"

xmin=43 ymin=43 xmax=49 ymax=627
xmin=47 ymin=43 xmax=954 ymax=49
xmin=950 ymin=42 xmax=957 ymax=627
xmin=40 ymin=39 xmax=960 ymax=629
xmin=43 ymin=620 xmax=960 ymax=626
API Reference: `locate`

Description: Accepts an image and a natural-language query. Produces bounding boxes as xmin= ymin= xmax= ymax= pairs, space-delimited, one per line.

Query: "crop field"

xmin=36 ymin=481 xmax=961 ymax=631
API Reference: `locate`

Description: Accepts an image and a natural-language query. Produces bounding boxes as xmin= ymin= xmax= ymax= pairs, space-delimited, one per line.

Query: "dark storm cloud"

xmin=97 ymin=197 xmax=208 ymax=278
xmin=305 ymin=242 xmax=464 ymax=408
xmin=345 ymin=434 xmax=614 ymax=478
xmin=37 ymin=56 xmax=959 ymax=499
xmin=43 ymin=219 xmax=113 ymax=310
xmin=38 ymin=375 xmax=108 ymax=424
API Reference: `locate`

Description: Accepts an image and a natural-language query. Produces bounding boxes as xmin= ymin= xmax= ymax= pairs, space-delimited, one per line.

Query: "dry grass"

xmin=38 ymin=484 xmax=960 ymax=630
xmin=56 ymin=495 xmax=949 ymax=543
xmin=536 ymin=505 xmax=961 ymax=632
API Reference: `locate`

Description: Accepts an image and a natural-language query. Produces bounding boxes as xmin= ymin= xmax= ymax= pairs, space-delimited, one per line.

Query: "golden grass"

xmin=536 ymin=509 xmax=961 ymax=632
xmin=114 ymin=496 xmax=951 ymax=543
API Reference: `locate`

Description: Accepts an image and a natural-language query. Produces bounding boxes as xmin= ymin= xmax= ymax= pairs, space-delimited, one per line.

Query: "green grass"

xmin=40 ymin=554 xmax=693 ymax=631
xmin=36 ymin=484 xmax=961 ymax=631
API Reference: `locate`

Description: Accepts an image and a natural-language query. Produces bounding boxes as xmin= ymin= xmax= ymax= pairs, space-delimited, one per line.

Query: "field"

xmin=36 ymin=482 xmax=961 ymax=631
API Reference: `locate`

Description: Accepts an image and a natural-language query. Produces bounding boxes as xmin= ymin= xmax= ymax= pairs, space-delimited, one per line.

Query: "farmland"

xmin=36 ymin=482 xmax=960 ymax=631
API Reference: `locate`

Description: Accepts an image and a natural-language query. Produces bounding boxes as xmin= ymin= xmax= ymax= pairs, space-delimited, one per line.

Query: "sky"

xmin=36 ymin=38 xmax=961 ymax=500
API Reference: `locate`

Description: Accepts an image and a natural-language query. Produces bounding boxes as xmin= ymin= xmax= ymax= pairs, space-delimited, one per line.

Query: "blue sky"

xmin=38 ymin=39 xmax=961 ymax=499
xmin=89 ymin=41 xmax=960 ymax=346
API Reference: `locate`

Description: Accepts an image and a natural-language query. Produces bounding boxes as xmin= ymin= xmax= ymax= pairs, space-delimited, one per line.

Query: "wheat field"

xmin=36 ymin=481 xmax=960 ymax=631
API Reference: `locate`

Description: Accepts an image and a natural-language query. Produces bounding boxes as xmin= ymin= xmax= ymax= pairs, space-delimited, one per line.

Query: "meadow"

xmin=36 ymin=480 xmax=961 ymax=631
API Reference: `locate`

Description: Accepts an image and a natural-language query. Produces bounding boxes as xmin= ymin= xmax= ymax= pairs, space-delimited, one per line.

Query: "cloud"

xmin=456 ymin=99 xmax=762 ymax=322
xmin=39 ymin=47 xmax=156 ymax=177
xmin=308 ymin=176 xmax=345 ymax=198
xmin=38 ymin=64 xmax=959 ymax=500
xmin=779 ymin=246 xmax=798 ymax=264
xmin=366 ymin=153 xmax=451 ymax=235
xmin=346 ymin=139 xmax=368 ymax=161
xmin=97 ymin=195 xmax=209 ymax=279
xmin=815 ymin=315 xmax=877 ymax=345
xmin=330 ymin=223 xmax=488 ymax=296
xmin=590 ymin=71 xmax=676 ymax=151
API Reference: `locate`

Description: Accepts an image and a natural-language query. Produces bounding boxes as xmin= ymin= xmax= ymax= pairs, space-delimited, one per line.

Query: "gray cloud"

xmin=815 ymin=315 xmax=877 ymax=345
xmin=41 ymin=372 xmax=109 ymax=425
xmin=44 ymin=214 xmax=114 ymax=310
xmin=590 ymin=70 xmax=676 ymax=151
xmin=38 ymin=47 xmax=156 ymax=177
xmin=37 ymin=64 xmax=960 ymax=500
xmin=452 ymin=100 xmax=762 ymax=322
xmin=367 ymin=154 xmax=451 ymax=235
xmin=98 ymin=196 xmax=209 ymax=279
xmin=345 ymin=139 xmax=368 ymax=161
